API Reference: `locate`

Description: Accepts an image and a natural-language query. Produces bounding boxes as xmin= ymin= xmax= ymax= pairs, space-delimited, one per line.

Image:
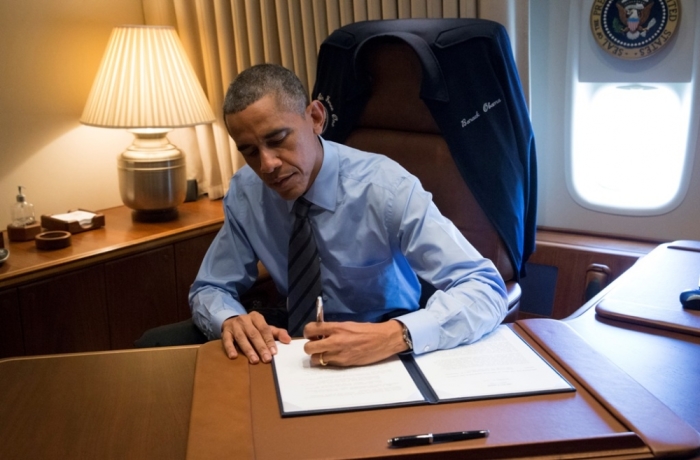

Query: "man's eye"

xmin=239 ymin=147 xmax=258 ymax=157
xmin=268 ymin=132 xmax=288 ymax=146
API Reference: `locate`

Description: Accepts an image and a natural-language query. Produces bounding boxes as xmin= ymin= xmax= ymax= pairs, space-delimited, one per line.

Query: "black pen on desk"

xmin=388 ymin=430 xmax=489 ymax=448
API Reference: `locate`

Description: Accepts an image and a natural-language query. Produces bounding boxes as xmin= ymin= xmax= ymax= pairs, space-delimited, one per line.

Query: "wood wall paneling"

xmin=525 ymin=242 xmax=648 ymax=319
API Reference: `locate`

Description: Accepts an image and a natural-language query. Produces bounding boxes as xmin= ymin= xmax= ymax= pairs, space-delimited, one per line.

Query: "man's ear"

xmin=308 ymin=100 xmax=326 ymax=135
xmin=223 ymin=114 xmax=232 ymax=138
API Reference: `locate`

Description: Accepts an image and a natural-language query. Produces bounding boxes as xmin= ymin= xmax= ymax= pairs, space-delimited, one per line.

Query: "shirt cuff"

xmin=395 ymin=309 xmax=440 ymax=355
xmin=210 ymin=309 xmax=240 ymax=339
xmin=191 ymin=288 xmax=247 ymax=339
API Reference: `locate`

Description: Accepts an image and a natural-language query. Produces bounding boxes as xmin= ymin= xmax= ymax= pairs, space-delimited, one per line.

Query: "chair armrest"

xmin=503 ymin=281 xmax=521 ymax=323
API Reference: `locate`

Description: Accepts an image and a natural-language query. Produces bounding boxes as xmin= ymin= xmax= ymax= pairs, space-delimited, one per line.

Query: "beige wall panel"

xmin=0 ymin=0 xmax=144 ymax=225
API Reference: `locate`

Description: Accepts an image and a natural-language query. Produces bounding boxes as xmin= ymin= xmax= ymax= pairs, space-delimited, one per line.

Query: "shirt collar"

xmin=287 ymin=136 xmax=338 ymax=213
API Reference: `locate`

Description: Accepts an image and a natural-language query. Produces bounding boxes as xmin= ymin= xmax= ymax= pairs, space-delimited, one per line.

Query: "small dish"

xmin=35 ymin=231 xmax=72 ymax=250
xmin=0 ymin=248 xmax=9 ymax=265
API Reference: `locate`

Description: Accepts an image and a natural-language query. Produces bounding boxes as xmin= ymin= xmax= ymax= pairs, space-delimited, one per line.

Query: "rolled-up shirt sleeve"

xmin=189 ymin=199 xmax=259 ymax=340
xmin=392 ymin=178 xmax=508 ymax=355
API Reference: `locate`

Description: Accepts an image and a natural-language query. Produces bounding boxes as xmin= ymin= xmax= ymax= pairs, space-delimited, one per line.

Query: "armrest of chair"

xmin=503 ymin=281 xmax=521 ymax=323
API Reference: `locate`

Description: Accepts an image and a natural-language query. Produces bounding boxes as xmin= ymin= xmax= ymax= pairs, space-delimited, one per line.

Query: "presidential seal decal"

xmin=590 ymin=0 xmax=681 ymax=60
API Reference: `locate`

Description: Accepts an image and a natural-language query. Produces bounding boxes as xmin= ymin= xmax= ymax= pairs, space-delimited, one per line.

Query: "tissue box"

xmin=41 ymin=210 xmax=105 ymax=234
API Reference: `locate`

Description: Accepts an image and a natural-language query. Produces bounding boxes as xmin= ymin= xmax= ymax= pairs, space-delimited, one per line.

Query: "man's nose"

xmin=259 ymin=148 xmax=281 ymax=173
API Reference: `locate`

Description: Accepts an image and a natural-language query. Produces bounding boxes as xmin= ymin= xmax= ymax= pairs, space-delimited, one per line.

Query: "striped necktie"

xmin=287 ymin=197 xmax=322 ymax=336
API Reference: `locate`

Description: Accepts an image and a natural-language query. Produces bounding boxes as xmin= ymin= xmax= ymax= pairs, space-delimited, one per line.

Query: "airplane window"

xmin=568 ymin=82 xmax=692 ymax=216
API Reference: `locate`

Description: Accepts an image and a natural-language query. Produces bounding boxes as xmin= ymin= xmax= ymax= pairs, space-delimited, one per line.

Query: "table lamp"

xmin=81 ymin=25 xmax=215 ymax=221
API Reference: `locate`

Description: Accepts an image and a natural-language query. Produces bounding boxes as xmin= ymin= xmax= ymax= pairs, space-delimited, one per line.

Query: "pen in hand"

xmin=388 ymin=430 xmax=489 ymax=448
xmin=316 ymin=295 xmax=324 ymax=323
xmin=316 ymin=295 xmax=324 ymax=339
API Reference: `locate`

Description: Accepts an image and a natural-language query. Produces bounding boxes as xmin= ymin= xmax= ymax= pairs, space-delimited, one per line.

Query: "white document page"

xmin=414 ymin=325 xmax=572 ymax=400
xmin=273 ymin=339 xmax=425 ymax=414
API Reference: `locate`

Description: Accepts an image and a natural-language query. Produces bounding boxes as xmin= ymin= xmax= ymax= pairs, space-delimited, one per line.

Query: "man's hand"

xmin=302 ymin=320 xmax=407 ymax=367
xmin=221 ymin=311 xmax=292 ymax=363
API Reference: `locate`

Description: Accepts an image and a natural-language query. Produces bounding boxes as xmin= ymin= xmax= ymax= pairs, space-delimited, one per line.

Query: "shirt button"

xmin=423 ymin=346 xmax=430 ymax=352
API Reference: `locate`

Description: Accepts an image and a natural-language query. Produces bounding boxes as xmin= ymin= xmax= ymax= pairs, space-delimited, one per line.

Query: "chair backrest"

xmin=314 ymin=19 xmax=537 ymax=288
xmin=343 ymin=39 xmax=515 ymax=281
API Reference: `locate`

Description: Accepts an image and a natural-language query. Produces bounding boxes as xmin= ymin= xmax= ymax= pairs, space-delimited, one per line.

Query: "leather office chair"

xmin=313 ymin=20 xmax=538 ymax=322
xmin=348 ymin=40 xmax=519 ymax=321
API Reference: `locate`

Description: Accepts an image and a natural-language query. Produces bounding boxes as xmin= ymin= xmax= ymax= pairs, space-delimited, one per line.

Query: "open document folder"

xmin=271 ymin=325 xmax=574 ymax=417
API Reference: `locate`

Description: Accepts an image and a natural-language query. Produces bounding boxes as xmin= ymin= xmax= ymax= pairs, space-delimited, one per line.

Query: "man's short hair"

xmin=223 ymin=64 xmax=309 ymax=116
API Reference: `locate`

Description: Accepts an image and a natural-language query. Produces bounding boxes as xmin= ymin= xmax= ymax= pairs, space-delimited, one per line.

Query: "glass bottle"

xmin=10 ymin=186 xmax=36 ymax=227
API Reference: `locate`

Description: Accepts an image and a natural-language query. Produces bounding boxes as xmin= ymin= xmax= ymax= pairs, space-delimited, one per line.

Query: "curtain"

xmin=142 ymin=0 xmax=530 ymax=200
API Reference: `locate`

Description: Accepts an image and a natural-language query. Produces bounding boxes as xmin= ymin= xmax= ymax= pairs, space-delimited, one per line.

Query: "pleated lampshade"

xmin=81 ymin=25 xmax=215 ymax=128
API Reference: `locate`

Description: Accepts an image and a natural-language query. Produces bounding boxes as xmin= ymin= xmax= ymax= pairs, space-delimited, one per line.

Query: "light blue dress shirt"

xmin=189 ymin=138 xmax=507 ymax=354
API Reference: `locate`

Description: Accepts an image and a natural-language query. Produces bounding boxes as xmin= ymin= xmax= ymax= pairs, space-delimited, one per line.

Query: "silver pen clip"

xmin=316 ymin=295 xmax=324 ymax=323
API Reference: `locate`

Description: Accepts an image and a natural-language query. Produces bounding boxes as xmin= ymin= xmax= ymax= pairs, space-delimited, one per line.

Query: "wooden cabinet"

xmin=19 ymin=266 xmax=110 ymax=355
xmin=0 ymin=289 xmax=23 ymax=359
xmin=105 ymin=246 xmax=179 ymax=350
xmin=174 ymin=232 xmax=217 ymax=321
xmin=0 ymin=200 xmax=224 ymax=358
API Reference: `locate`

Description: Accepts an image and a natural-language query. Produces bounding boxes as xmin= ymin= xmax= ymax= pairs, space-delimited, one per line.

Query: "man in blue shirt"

xmin=189 ymin=64 xmax=507 ymax=367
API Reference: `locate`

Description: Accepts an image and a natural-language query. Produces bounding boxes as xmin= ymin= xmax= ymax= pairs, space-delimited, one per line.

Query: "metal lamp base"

xmin=118 ymin=129 xmax=186 ymax=220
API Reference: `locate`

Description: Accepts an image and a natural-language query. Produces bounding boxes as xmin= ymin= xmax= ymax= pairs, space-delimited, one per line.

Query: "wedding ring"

xmin=319 ymin=353 xmax=328 ymax=366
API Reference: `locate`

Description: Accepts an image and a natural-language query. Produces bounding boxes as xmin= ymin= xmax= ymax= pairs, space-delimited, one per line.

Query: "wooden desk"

xmin=0 ymin=346 xmax=198 ymax=460
xmin=566 ymin=240 xmax=700 ymax=434
xmin=3 ymin=327 xmax=697 ymax=460
xmin=185 ymin=321 xmax=699 ymax=459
